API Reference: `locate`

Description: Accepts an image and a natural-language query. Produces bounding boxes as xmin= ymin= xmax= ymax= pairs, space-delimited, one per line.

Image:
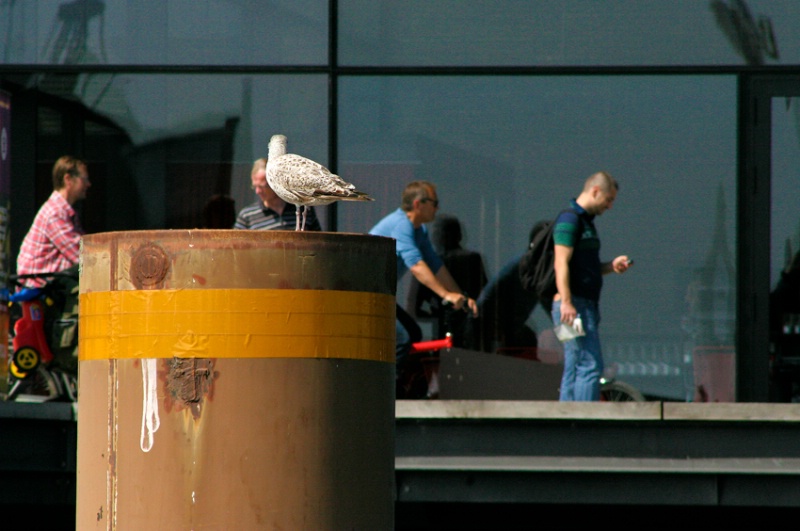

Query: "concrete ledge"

xmin=396 ymin=455 xmax=800 ymax=474
xmin=396 ymin=399 xmax=662 ymax=420
xmin=664 ymin=402 xmax=800 ymax=422
xmin=398 ymin=400 xmax=800 ymax=422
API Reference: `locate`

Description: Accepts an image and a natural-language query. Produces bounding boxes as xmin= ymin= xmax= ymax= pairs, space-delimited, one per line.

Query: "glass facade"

xmin=2 ymin=0 xmax=800 ymax=401
xmin=0 ymin=0 xmax=328 ymax=65
xmin=4 ymin=1 xmax=798 ymax=68
xmin=339 ymin=0 xmax=798 ymax=67
xmin=338 ymin=75 xmax=737 ymax=400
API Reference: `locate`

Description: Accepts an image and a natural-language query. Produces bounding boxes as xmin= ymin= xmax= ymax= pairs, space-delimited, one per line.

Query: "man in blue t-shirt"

xmin=370 ymin=181 xmax=478 ymax=395
xmin=552 ymin=171 xmax=633 ymax=401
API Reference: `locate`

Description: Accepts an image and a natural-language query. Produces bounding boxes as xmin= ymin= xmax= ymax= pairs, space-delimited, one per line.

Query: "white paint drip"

xmin=140 ymin=359 xmax=161 ymax=452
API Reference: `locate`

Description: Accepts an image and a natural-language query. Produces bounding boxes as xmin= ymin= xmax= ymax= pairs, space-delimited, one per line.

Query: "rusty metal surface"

xmin=165 ymin=357 xmax=217 ymax=419
xmin=80 ymin=229 xmax=397 ymax=294
xmin=76 ymin=230 xmax=396 ymax=530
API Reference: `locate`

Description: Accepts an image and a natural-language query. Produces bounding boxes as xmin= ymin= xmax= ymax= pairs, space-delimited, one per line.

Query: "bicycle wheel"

xmin=600 ymin=380 xmax=645 ymax=402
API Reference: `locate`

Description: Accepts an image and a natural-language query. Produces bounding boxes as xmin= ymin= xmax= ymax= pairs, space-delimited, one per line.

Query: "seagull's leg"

xmin=301 ymin=206 xmax=308 ymax=231
xmin=295 ymin=208 xmax=301 ymax=231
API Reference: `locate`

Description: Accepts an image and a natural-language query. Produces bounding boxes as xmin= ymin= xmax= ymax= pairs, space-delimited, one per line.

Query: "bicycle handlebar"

xmin=441 ymin=298 xmax=472 ymax=312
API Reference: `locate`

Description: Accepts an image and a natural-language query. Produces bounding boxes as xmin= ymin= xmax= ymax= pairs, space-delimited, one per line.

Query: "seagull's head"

xmin=268 ymin=134 xmax=288 ymax=158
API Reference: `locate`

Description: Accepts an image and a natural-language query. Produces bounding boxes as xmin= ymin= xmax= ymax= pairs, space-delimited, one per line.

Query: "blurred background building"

xmin=1 ymin=0 xmax=800 ymax=402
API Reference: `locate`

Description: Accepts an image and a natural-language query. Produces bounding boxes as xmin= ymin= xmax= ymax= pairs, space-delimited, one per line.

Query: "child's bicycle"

xmin=2 ymin=269 xmax=79 ymax=402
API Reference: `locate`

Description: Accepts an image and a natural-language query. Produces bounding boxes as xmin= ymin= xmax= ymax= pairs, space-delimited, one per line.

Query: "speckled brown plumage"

xmin=266 ymin=134 xmax=373 ymax=230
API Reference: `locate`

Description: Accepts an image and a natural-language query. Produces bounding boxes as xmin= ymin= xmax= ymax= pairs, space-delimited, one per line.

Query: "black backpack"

xmin=518 ymin=208 xmax=580 ymax=311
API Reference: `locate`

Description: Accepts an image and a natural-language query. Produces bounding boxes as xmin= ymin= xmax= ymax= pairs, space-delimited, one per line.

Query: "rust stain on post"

xmin=165 ymin=357 xmax=218 ymax=419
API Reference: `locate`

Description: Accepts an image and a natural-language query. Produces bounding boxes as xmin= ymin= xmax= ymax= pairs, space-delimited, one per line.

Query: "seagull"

xmin=266 ymin=134 xmax=374 ymax=231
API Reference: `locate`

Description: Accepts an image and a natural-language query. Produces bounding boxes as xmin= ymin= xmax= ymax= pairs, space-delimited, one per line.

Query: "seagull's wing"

xmin=276 ymin=154 xmax=373 ymax=202
xmin=271 ymin=155 xmax=329 ymax=187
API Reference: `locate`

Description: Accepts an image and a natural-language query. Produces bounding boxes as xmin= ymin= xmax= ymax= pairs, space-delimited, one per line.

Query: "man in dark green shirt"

xmin=552 ymin=171 xmax=633 ymax=401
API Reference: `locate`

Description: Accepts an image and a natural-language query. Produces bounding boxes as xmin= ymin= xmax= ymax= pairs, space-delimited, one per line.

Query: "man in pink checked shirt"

xmin=16 ymin=156 xmax=91 ymax=288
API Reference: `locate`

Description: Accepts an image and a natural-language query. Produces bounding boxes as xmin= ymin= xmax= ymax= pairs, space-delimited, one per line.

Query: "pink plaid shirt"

xmin=16 ymin=191 xmax=84 ymax=287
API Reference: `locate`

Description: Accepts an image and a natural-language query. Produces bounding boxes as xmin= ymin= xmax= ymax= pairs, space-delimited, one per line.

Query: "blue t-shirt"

xmin=369 ymin=208 xmax=444 ymax=282
xmin=552 ymin=200 xmax=602 ymax=301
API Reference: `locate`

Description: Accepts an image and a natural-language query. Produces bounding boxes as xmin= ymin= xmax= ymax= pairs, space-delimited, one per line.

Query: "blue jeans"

xmin=551 ymin=297 xmax=603 ymax=401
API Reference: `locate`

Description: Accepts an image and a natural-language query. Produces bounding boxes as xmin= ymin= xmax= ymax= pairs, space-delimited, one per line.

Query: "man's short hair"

xmin=401 ymin=180 xmax=436 ymax=212
xmin=53 ymin=156 xmax=86 ymax=190
xmin=584 ymin=171 xmax=618 ymax=193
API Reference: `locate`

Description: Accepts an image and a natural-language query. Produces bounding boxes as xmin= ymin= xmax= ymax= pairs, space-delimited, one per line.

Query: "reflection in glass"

xmin=0 ymin=0 xmax=327 ymax=66
xmin=769 ymin=97 xmax=800 ymax=401
xmin=339 ymin=75 xmax=737 ymax=401
xmin=710 ymin=0 xmax=780 ymax=65
xmin=339 ymin=0 xmax=800 ymax=67
xmin=29 ymin=73 xmax=328 ymax=231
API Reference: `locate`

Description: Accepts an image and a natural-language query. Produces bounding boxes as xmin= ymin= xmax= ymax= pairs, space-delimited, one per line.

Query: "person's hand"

xmin=443 ymin=291 xmax=466 ymax=310
xmin=612 ymin=255 xmax=633 ymax=274
xmin=560 ymin=300 xmax=578 ymax=325
xmin=466 ymin=297 xmax=478 ymax=317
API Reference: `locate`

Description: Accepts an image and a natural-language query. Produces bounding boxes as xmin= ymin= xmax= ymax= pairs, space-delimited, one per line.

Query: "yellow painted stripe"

xmin=79 ymin=289 xmax=395 ymax=362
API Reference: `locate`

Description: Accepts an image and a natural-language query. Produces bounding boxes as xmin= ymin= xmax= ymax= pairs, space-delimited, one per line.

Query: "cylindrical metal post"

xmin=76 ymin=230 xmax=396 ymax=529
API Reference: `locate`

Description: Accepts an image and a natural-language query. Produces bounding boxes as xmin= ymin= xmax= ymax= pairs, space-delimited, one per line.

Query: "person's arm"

xmin=409 ymin=260 xmax=459 ymax=303
xmin=554 ymin=243 xmax=576 ymax=325
xmin=438 ymin=264 xmax=479 ymax=316
xmin=46 ymin=215 xmax=82 ymax=264
xmin=409 ymin=260 xmax=478 ymax=315
xmin=436 ymin=264 xmax=479 ymax=315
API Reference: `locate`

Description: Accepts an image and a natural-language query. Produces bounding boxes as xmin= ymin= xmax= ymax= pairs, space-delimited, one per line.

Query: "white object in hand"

xmin=555 ymin=315 xmax=585 ymax=342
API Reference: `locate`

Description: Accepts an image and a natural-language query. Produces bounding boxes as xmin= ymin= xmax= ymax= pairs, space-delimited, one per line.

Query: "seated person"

xmin=17 ymin=156 xmax=90 ymax=288
xmin=234 ymin=158 xmax=322 ymax=231
xmin=203 ymin=194 xmax=236 ymax=228
xmin=408 ymin=214 xmax=487 ymax=346
xmin=369 ymin=181 xmax=478 ymax=398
